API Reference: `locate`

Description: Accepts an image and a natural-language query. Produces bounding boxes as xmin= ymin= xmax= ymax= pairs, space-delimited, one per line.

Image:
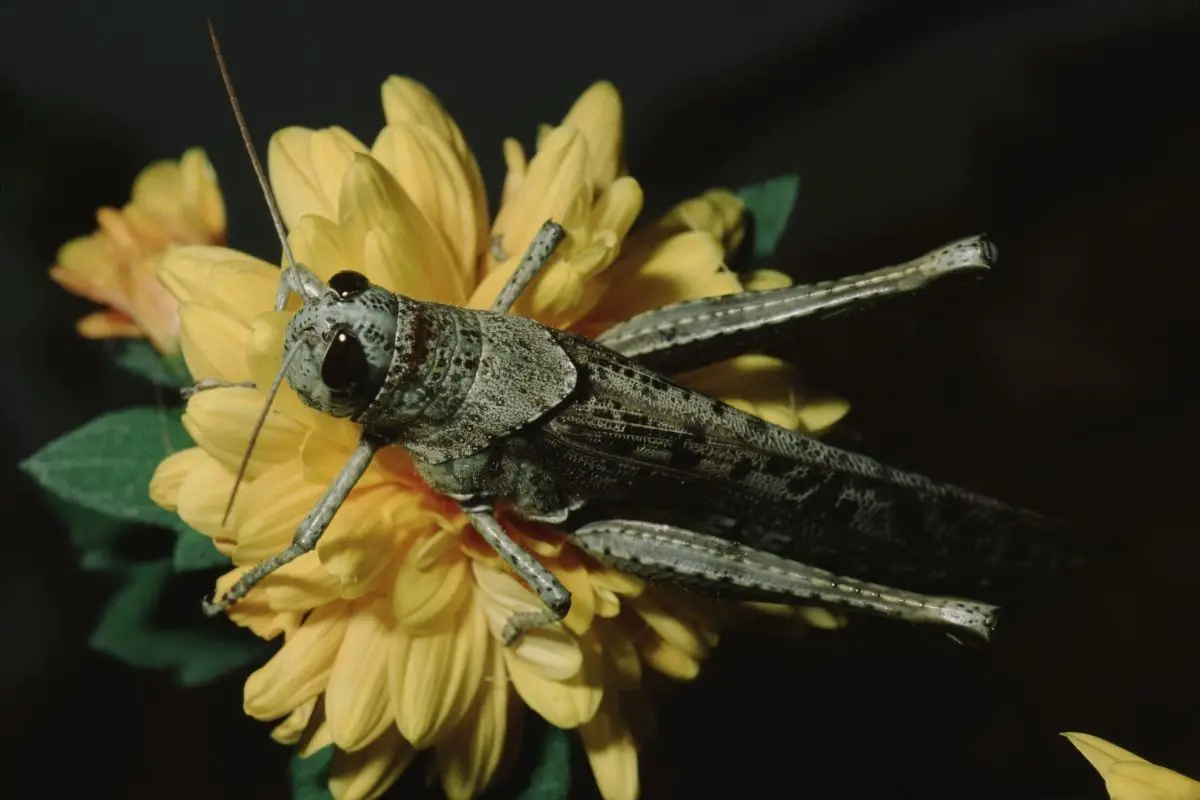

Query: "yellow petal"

xmin=182 ymin=385 xmax=304 ymax=478
xmin=1064 ymin=734 xmax=1200 ymax=800
xmin=325 ymin=596 xmax=395 ymax=752
xmin=174 ymin=453 xmax=236 ymax=542
xmin=337 ymin=154 xmax=464 ymax=303
xmin=178 ymin=147 xmax=227 ymax=237
xmin=436 ymin=636 xmax=509 ymax=800
xmin=149 ymin=447 xmax=209 ymax=510
xmin=630 ymin=591 xmax=709 ymax=660
xmin=588 ymin=230 xmax=735 ymax=324
xmin=76 ymin=310 xmax=142 ymax=339
xmin=329 ymin=726 xmax=416 ymax=800
xmin=562 ymin=81 xmax=623 ymax=190
xmin=243 ymin=601 xmax=349 ymax=719
xmin=579 ymin=693 xmax=639 ymax=800
xmin=489 ymin=125 xmax=589 ymax=280
xmin=657 ymin=188 xmax=745 ymax=252
xmin=372 ymin=122 xmax=482 ymax=280
xmin=229 ymin=460 xmax=326 ymax=562
xmin=390 ymin=596 xmax=488 ymax=747
xmin=504 ymin=630 xmax=603 ymax=730
xmin=676 ymin=355 xmax=815 ymax=432
xmin=473 ymin=562 xmax=581 ymax=680
xmin=157 ymin=245 xmax=279 ymax=323
xmin=268 ymin=126 xmax=368 ymax=231
xmin=316 ymin=488 xmax=412 ymax=595
xmin=393 ymin=530 xmax=471 ymax=634
xmin=288 ymin=213 xmax=362 ymax=282
xmin=178 ymin=304 xmax=253 ymax=383
xmin=271 ymin=697 xmax=318 ymax=745
xmin=497 ymin=138 xmax=528 ymax=227
xmin=214 ymin=567 xmax=302 ymax=640
xmin=638 ymin=633 xmax=700 ymax=681
xmin=260 ymin=551 xmax=342 ymax=611
xmin=741 ymin=268 xmax=792 ymax=292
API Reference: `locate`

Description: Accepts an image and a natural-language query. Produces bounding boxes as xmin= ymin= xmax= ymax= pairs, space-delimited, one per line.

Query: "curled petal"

xmin=243 ymin=601 xmax=349 ymax=720
xmin=328 ymin=725 xmax=416 ymax=800
xmin=505 ymin=630 xmax=603 ymax=730
xmin=271 ymin=697 xmax=317 ymax=745
xmin=657 ymin=188 xmax=745 ymax=253
xmin=497 ymin=138 xmax=527 ymax=231
xmin=393 ymin=532 xmax=471 ymax=634
xmin=474 ymin=562 xmax=581 ymax=680
xmin=260 ymin=551 xmax=342 ymax=612
xmin=268 ymin=126 xmax=368 ymax=231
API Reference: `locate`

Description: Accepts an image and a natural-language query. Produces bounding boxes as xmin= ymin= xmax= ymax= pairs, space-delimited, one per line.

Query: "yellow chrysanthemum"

xmin=50 ymin=148 xmax=226 ymax=354
xmin=1064 ymin=733 xmax=1200 ymax=800
xmin=149 ymin=77 xmax=849 ymax=800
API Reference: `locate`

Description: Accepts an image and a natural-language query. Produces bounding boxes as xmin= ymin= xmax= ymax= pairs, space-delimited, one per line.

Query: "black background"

xmin=2 ymin=1 xmax=1198 ymax=797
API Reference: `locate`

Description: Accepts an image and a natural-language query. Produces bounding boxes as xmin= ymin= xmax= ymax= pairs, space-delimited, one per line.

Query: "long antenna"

xmin=206 ymin=18 xmax=298 ymax=276
xmin=206 ymin=20 xmax=303 ymax=525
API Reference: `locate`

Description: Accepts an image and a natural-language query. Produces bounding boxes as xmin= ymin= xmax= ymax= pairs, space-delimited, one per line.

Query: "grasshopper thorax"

xmin=283 ymin=269 xmax=400 ymax=419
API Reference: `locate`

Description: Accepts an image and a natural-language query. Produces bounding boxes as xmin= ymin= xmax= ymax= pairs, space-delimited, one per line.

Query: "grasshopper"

xmin=195 ymin=24 xmax=1078 ymax=646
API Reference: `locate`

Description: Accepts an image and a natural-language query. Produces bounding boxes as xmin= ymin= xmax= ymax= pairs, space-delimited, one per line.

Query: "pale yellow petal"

xmin=316 ymin=488 xmax=414 ymax=596
xmin=562 ymin=81 xmax=623 ymax=190
xmin=329 ymin=726 xmax=416 ymax=800
xmin=630 ymin=591 xmax=709 ymax=660
xmin=214 ymin=567 xmax=302 ymax=640
xmin=1064 ymin=734 xmax=1200 ymax=800
xmin=505 ymin=630 xmax=603 ymax=730
xmin=268 ymin=126 xmax=368 ymax=231
xmin=271 ymin=697 xmax=317 ymax=745
xmin=675 ymin=355 xmax=811 ymax=432
xmin=497 ymin=138 xmax=527 ymax=226
xmin=337 ymin=154 xmax=464 ymax=303
xmin=657 ymin=188 xmax=745 ymax=252
xmin=579 ymin=693 xmax=639 ymax=800
xmin=157 ymin=245 xmax=278 ymax=322
xmin=256 ymin=551 xmax=342 ymax=612
xmin=796 ymin=397 xmax=852 ymax=435
xmin=174 ymin=454 xmax=236 ymax=543
xmin=178 ymin=147 xmax=227 ymax=237
xmin=182 ymin=386 xmax=304 ymax=478
xmin=588 ymin=230 xmax=735 ymax=324
xmin=741 ymin=268 xmax=792 ymax=292
xmin=288 ymin=213 xmax=362 ymax=282
xmin=229 ymin=460 xmax=326 ymax=562
xmin=489 ymin=125 xmax=590 ymax=280
xmin=372 ymin=122 xmax=482 ymax=280
xmin=436 ymin=635 xmax=509 ymax=800
xmin=393 ymin=530 xmax=471 ymax=634
xmin=592 ymin=177 xmax=643 ymax=243
xmin=178 ymin=304 xmax=252 ymax=383
xmin=149 ymin=446 xmax=209 ymax=510
xmin=390 ymin=595 xmax=488 ymax=747
xmin=243 ymin=601 xmax=349 ymax=719
xmin=473 ymin=562 xmax=581 ymax=680
xmin=638 ymin=633 xmax=700 ymax=680
xmin=325 ymin=596 xmax=395 ymax=752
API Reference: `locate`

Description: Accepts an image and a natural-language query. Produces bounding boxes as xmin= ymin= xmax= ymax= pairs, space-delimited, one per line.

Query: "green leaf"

xmin=112 ymin=340 xmax=192 ymax=388
xmin=48 ymin=496 xmax=131 ymax=571
xmin=173 ymin=526 xmax=231 ymax=572
xmin=290 ymin=747 xmax=335 ymax=800
xmin=518 ymin=725 xmax=572 ymax=800
xmin=20 ymin=407 xmax=194 ymax=535
xmin=89 ymin=559 xmax=272 ymax=687
xmin=736 ymin=174 xmax=801 ymax=260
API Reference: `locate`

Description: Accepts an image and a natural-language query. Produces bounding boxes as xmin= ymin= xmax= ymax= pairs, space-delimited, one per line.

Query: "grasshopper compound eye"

xmin=329 ymin=270 xmax=370 ymax=299
xmin=321 ymin=330 xmax=370 ymax=394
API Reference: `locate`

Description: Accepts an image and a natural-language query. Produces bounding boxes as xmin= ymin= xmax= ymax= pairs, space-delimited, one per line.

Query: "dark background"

xmin=2 ymin=0 xmax=1198 ymax=797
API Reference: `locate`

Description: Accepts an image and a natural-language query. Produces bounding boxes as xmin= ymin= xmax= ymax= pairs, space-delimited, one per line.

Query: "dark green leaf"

xmin=173 ymin=526 xmax=230 ymax=572
xmin=48 ymin=496 xmax=131 ymax=571
xmin=518 ymin=725 xmax=572 ymax=800
xmin=112 ymin=340 xmax=192 ymax=388
xmin=89 ymin=559 xmax=271 ymax=687
xmin=291 ymin=746 xmax=335 ymax=800
xmin=737 ymin=174 xmax=801 ymax=260
xmin=20 ymin=407 xmax=194 ymax=535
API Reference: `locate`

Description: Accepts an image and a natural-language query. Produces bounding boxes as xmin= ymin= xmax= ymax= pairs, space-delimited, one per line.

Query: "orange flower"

xmin=150 ymin=78 xmax=847 ymax=799
xmin=50 ymin=148 xmax=226 ymax=354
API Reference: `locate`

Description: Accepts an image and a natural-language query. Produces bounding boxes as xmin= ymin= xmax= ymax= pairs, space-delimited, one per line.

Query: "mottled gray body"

xmin=199 ymin=223 xmax=1077 ymax=646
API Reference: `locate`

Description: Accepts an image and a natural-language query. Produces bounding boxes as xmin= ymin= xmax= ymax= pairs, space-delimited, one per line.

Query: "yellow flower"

xmin=150 ymin=77 xmax=848 ymax=800
xmin=50 ymin=148 xmax=226 ymax=354
xmin=1064 ymin=733 xmax=1200 ymax=800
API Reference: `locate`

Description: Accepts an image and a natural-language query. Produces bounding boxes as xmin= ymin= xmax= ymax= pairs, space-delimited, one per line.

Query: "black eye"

xmin=329 ymin=270 xmax=370 ymax=299
xmin=321 ymin=330 xmax=369 ymax=393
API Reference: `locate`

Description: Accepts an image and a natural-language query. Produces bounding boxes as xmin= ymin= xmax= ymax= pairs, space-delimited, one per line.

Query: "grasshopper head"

xmin=283 ymin=269 xmax=399 ymax=419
